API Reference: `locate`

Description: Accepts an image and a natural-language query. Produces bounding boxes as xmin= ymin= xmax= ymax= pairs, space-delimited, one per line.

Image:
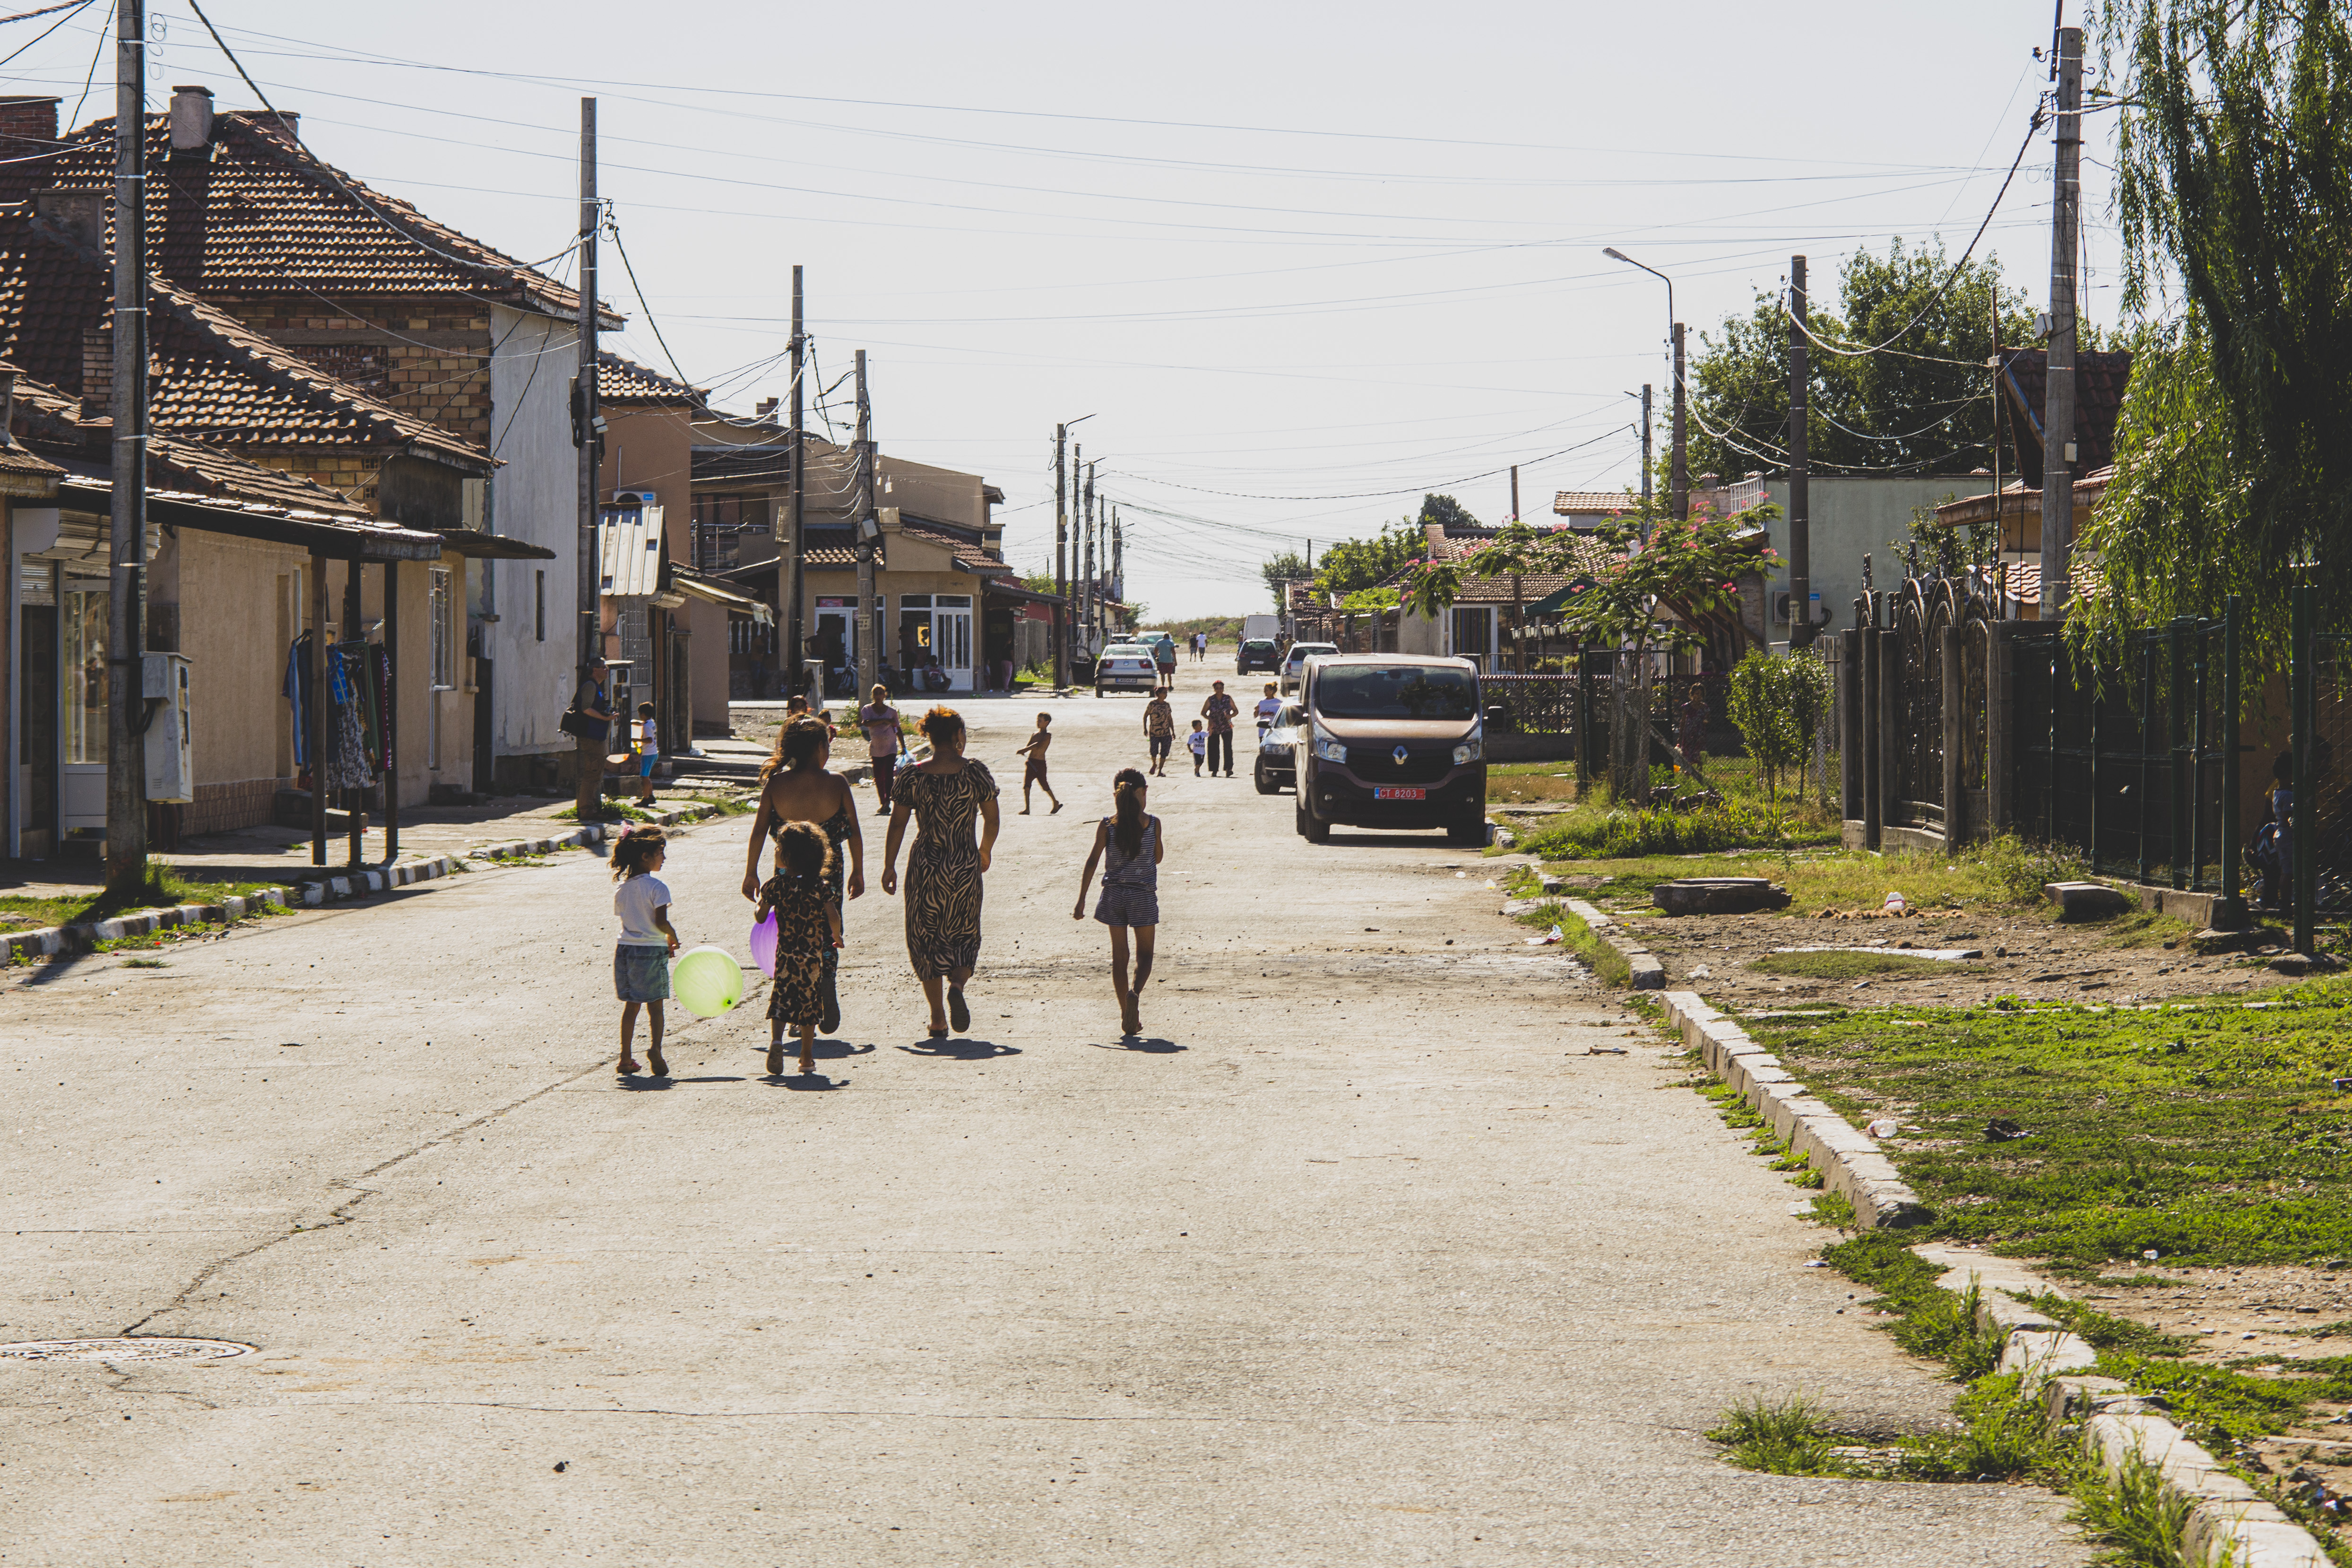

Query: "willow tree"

xmin=2079 ymin=0 xmax=2352 ymax=673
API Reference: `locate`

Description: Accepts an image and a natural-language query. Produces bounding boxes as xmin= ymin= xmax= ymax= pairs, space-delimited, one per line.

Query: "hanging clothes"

xmin=325 ymin=644 xmax=370 ymax=790
xmin=284 ymin=632 xmax=314 ymax=769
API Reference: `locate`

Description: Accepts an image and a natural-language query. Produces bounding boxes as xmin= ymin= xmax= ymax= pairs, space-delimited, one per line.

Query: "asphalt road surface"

xmin=2 ymin=655 xmax=2082 ymax=1566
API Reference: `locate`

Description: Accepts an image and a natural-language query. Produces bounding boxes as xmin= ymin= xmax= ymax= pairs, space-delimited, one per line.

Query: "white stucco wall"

xmin=486 ymin=304 xmax=584 ymax=757
xmin=1759 ymin=476 xmax=1999 ymax=637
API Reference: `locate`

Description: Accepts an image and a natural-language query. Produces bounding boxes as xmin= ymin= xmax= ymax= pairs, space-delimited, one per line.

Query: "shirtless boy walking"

xmin=1017 ymin=712 xmax=1063 ymax=814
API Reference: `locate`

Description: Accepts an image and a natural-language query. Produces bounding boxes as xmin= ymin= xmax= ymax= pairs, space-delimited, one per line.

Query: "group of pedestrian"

xmin=612 ymin=696 xmax=1171 ymax=1079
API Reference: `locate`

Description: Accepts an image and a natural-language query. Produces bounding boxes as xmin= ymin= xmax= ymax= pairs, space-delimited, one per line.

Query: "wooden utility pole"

xmin=1053 ymin=424 xmax=1067 ymax=687
xmin=1082 ymin=460 xmax=1097 ymax=655
xmin=573 ymin=97 xmax=600 ymax=823
xmin=853 ymin=349 xmax=877 ymax=699
xmin=2040 ymin=25 xmax=2083 ymax=618
xmin=105 ymin=0 xmax=148 ymax=888
xmin=1509 ymin=464 xmax=1520 ymax=524
xmin=786 ymin=264 xmax=805 ymax=694
xmin=1788 ymin=254 xmax=1813 ymax=648
xmin=1640 ymin=384 xmax=1653 ymax=502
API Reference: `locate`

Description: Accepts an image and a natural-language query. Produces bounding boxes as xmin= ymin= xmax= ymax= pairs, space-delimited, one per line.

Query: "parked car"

xmin=1279 ymin=641 xmax=1337 ymax=695
xmin=1094 ymin=643 xmax=1160 ymax=697
xmin=1237 ymin=638 xmax=1280 ymax=675
xmin=1293 ymin=654 xmax=1486 ymax=846
xmin=1254 ymin=700 xmax=1306 ymax=794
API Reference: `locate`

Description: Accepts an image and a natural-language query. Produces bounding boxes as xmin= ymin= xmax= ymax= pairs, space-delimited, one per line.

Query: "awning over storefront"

xmin=432 ymin=529 xmax=558 ymax=562
xmin=598 ymin=505 xmax=664 ymax=596
xmin=674 ymin=566 xmax=772 ymax=624
xmin=54 ymin=479 xmax=451 ymax=561
xmin=978 ymin=576 xmax=1063 ymax=606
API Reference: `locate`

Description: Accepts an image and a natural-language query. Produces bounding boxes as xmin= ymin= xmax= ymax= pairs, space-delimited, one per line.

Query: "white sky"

xmin=8 ymin=1 xmax=2123 ymax=619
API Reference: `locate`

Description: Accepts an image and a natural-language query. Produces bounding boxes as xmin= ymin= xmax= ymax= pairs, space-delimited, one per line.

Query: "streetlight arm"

xmin=1602 ymin=247 xmax=1673 ymax=341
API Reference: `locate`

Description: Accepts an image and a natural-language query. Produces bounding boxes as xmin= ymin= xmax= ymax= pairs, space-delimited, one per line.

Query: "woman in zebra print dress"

xmin=880 ymin=707 xmax=1001 ymax=1038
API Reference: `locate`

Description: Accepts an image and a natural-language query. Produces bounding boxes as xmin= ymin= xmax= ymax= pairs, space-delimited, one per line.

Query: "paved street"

xmin=3 ymin=659 xmax=2080 ymax=1566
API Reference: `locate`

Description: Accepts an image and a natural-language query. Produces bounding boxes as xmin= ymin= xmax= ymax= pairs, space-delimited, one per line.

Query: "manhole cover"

xmin=0 ymin=1337 xmax=256 ymax=1363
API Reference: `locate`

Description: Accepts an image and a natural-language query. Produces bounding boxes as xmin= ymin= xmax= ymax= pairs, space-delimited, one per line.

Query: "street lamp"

xmin=1054 ymin=413 xmax=1096 ymax=688
xmin=1604 ymin=247 xmax=1686 ymax=522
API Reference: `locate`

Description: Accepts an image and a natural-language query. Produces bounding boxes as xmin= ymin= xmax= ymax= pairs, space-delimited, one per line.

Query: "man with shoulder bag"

xmin=562 ymin=657 xmax=616 ymax=822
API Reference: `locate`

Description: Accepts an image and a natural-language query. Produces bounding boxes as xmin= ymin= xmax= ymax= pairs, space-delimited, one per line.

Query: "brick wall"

xmin=214 ymin=298 xmax=496 ymax=450
xmin=182 ymin=776 xmax=288 ymax=837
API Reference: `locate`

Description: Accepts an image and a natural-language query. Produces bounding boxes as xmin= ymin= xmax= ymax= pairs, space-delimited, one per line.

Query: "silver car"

xmin=1254 ymin=701 xmax=1306 ymax=794
xmin=1279 ymin=641 xmax=1337 ymax=696
xmin=1094 ymin=644 xmax=1160 ymax=697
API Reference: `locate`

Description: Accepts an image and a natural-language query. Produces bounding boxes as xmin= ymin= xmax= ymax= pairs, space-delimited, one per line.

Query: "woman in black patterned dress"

xmin=879 ymin=707 xmax=1001 ymax=1038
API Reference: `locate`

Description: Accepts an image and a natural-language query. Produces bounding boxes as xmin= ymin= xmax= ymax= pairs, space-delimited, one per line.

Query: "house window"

xmin=429 ymin=568 xmax=454 ymax=689
xmin=692 ymin=493 xmax=764 ymax=572
xmin=535 ymin=571 xmax=545 ymax=641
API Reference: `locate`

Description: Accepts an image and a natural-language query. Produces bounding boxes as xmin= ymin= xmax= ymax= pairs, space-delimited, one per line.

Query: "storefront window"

xmin=62 ymin=586 xmax=106 ymax=764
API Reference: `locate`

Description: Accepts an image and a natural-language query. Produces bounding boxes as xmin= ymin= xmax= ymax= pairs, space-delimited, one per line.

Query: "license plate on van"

xmin=1373 ymin=787 xmax=1425 ymax=800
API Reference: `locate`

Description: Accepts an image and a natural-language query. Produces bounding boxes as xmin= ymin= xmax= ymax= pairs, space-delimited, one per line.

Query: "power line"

xmin=1112 ymin=427 xmax=1624 ymax=504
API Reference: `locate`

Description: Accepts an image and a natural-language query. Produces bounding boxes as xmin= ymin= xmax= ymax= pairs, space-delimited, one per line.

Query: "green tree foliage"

xmin=1685 ymin=241 xmax=2039 ymax=483
xmin=1260 ymin=549 xmax=1312 ymax=612
xmin=1417 ymin=493 xmax=1480 ymax=532
xmin=1314 ymin=525 xmax=1423 ymax=598
xmin=1726 ymin=652 xmax=1799 ymax=804
xmin=2076 ymin=1 xmax=2352 ymax=675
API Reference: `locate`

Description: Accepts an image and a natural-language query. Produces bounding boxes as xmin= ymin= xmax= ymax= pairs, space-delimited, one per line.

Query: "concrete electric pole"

xmin=1671 ymin=322 xmax=1688 ymax=523
xmin=786 ymin=264 xmax=805 ymax=695
xmin=573 ymin=96 xmax=601 ymax=823
xmin=853 ymin=349 xmax=878 ymax=700
xmin=1053 ymin=424 xmax=1067 ymax=688
xmin=2040 ymin=24 xmax=2083 ymax=619
xmin=1788 ymin=253 xmax=1813 ymax=649
xmin=105 ymin=0 xmax=148 ymax=887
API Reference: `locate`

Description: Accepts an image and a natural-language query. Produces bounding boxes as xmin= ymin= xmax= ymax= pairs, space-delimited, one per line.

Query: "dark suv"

xmin=1237 ymin=638 xmax=1280 ymax=675
xmin=1294 ymin=654 xmax=1486 ymax=846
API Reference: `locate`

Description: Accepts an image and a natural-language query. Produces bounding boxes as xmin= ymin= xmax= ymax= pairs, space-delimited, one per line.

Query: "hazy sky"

xmin=7 ymin=1 xmax=2123 ymax=619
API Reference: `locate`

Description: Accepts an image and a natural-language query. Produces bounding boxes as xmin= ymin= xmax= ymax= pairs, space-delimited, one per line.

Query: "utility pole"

xmin=1671 ymin=322 xmax=1688 ymax=522
xmin=1111 ymin=506 xmax=1123 ymax=615
xmin=572 ymin=96 xmax=600 ymax=823
xmin=1509 ymin=464 xmax=1520 ymax=524
xmin=1788 ymin=254 xmax=1813 ymax=649
xmin=785 ymin=264 xmax=805 ymax=696
xmin=1082 ymin=460 xmax=1097 ymax=655
xmin=1053 ymin=424 xmax=1068 ymax=688
xmin=2040 ymin=24 xmax=2083 ymax=619
xmin=853 ymin=349 xmax=877 ymax=699
xmin=105 ymin=0 xmax=147 ymax=888
xmin=1640 ymin=385 xmax=1654 ymax=502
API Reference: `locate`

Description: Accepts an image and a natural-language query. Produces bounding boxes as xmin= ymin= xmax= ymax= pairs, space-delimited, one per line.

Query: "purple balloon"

xmin=750 ymin=910 xmax=778 ymax=977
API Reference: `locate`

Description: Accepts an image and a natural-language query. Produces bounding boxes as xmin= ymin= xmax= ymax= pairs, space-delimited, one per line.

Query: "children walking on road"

xmin=1017 ymin=712 xmax=1062 ymax=814
xmin=1185 ymin=719 xmax=1207 ymax=776
xmin=612 ymin=826 xmax=679 ymax=1078
xmin=633 ymin=702 xmax=659 ymax=805
xmin=1073 ymin=767 xmax=1166 ymax=1037
xmin=757 ymin=820 xmax=844 ymax=1077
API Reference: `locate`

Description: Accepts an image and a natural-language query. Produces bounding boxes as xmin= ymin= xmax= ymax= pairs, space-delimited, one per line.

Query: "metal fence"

xmin=2292 ymin=586 xmax=2352 ymax=946
xmin=2009 ymin=607 xmax=2240 ymax=894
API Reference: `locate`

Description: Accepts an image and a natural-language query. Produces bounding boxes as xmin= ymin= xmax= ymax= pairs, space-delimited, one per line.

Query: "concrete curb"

xmin=1564 ymin=898 xmax=1665 ymax=988
xmin=1656 ymin=988 xmax=1927 ymax=1228
xmin=2 ymin=797 xmax=744 ymax=962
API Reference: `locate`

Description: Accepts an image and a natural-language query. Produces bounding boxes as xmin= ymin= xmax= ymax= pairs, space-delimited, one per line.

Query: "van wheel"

xmin=1297 ymin=797 xmax=1331 ymax=843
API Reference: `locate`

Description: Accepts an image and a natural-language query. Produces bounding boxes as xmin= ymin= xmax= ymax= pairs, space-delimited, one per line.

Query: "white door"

xmin=935 ymin=598 xmax=973 ymax=692
xmin=60 ymin=582 xmax=106 ymax=831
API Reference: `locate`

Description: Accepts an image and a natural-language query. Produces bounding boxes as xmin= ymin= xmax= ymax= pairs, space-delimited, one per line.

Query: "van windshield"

xmin=1315 ymin=666 xmax=1479 ymax=721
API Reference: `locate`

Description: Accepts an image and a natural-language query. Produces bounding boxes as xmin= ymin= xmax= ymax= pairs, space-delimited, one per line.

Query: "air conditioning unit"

xmin=611 ymin=489 xmax=657 ymax=506
xmin=1773 ymin=591 xmax=1829 ymax=626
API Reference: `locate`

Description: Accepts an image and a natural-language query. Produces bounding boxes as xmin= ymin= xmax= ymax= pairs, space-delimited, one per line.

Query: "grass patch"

xmin=1504 ymin=893 xmax=1629 ymax=986
xmin=0 ymin=859 xmax=282 ymax=932
xmin=552 ymin=802 xmax=663 ymax=824
xmin=1752 ymin=950 xmax=1984 ymax=981
xmin=1745 ymin=979 xmax=2352 ymax=1266
xmin=1708 ymin=1393 xmax=1842 ymax=1475
xmin=2072 ymin=1451 xmax=2196 ymax=1566
xmin=118 ymin=956 xmax=167 ymax=969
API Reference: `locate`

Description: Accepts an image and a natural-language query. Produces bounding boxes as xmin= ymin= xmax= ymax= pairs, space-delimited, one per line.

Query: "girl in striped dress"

xmin=1072 ymin=767 xmax=1167 ymax=1037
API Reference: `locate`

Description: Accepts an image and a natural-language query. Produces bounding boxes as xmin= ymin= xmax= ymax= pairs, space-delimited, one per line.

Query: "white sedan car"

xmin=1094 ymin=644 xmax=1160 ymax=696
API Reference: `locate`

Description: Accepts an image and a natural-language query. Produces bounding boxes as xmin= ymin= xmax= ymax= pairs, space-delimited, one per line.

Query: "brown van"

xmin=1293 ymin=654 xmax=1486 ymax=846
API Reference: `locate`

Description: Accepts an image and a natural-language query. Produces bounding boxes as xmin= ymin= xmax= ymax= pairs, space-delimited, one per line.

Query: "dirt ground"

xmin=1592 ymin=892 xmax=2300 ymax=1010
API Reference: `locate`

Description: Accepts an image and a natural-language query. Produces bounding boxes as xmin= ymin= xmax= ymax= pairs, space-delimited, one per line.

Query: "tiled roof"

xmin=1284 ymin=580 xmax=1329 ymax=612
xmin=1933 ymin=468 xmax=2113 ymax=528
xmin=1552 ymin=489 xmax=1643 ymax=516
xmin=1997 ymin=347 xmax=2133 ymax=487
xmin=901 ymin=519 xmax=1012 ymax=575
xmin=37 ymin=109 xmax=609 ymax=321
xmin=1993 ymin=558 xmax=2105 ymax=607
xmin=146 ymin=282 xmax=492 ymax=470
xmin=599 ymin=350 xmax=700 ymax=407
xmin=0 ymin=212 xmax=488 ymax=472
xmin=146 ymin=435 xmax=368 ymax=515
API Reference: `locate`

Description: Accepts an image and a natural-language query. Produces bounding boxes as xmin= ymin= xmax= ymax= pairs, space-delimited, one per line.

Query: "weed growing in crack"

xmin=2070 ymin=1451 xmax=2194 ymax=1567
xmin=1706 ymin=1393 xmax=1844 ymax=1475
xmin=1897 ymin=1372 xmax=2076 ymax=1483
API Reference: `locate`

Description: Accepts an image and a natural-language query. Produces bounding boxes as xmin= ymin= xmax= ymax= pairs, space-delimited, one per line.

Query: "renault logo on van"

xmin=1392 ymin=745 xmax=1410 ymax=765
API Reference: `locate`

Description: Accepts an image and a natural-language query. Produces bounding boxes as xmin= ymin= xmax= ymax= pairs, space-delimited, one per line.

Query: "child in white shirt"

xmin=611 ymin=827 xmax=679 ymax=1077
xmin=1186 ymin=720 xmax=1208 ymax=776
xmin=633 ymin=702 xmax=658 ymax=805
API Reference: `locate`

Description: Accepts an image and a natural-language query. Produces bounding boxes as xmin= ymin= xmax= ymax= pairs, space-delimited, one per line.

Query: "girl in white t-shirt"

xmin=612 ymin=827 xmax=680 ymax=1078
xmin=633 ymin=702 xmax=659 ymax=805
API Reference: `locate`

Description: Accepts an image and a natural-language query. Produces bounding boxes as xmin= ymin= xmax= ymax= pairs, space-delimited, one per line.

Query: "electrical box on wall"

xmin=142 ymin=652 xmax=194 ymax=803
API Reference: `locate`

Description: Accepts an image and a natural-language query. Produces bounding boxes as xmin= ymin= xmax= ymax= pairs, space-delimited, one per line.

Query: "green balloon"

xmin=671 ymin=945 xmax=744 ymax=1018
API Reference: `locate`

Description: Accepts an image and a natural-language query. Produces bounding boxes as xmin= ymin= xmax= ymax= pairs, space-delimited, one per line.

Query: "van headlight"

xmin=1312 ymin=725 xmax=1347 ymax=763
xmin=1453 ymin=734 xmax=1483 ymax=765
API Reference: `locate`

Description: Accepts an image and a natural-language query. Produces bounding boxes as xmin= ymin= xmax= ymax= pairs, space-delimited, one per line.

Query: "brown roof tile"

xmin=1997 ymin=347 xmax=2133 ymax=487
xmin=901 ymin=519 xmax=1012 ymax=574
xmin=599 ymin=350 xmax=700 ymax=407
xmin=1552 ymin=489 xmax=1643 ymax=516
xmin=39 ymin=109 xmax=613 ymax=321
